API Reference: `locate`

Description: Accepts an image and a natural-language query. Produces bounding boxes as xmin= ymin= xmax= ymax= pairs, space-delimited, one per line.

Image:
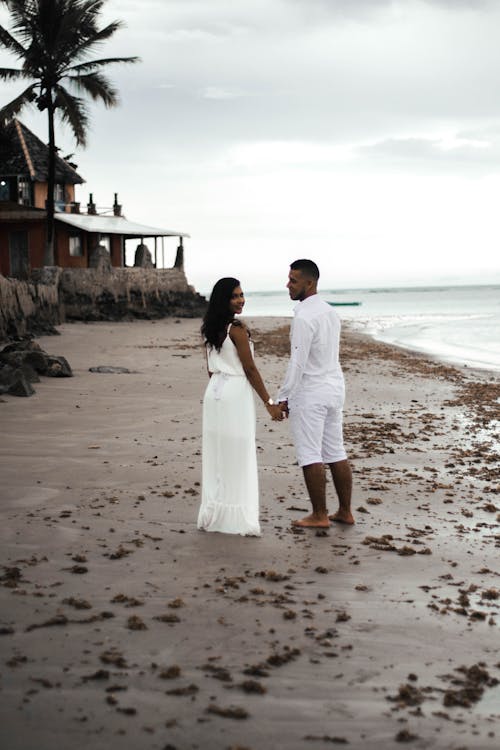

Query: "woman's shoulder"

xmin=229 ymin=319 xmax=251 ymax=338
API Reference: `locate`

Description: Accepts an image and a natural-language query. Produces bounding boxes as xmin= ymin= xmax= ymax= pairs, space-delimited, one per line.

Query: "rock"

xmin=89 ymin=366 xmax=131 ymax=374
xmin=0 ymin=338 xmax=42 ymax=354
xmin=134 ymin=243 xmax=154 ymax=268
xmin=0 ymin=342 xmax=48 ymax=374
xmin=24 ymin=350 xmax=49 ymax=374
xmin=89 ymin=244 xmax=112 ymax=272
xmin=18 ymin=363 xmax=40 ymax=383
xmin=8 ymin=372 xmax=36 ymax=397
xmin=0 ymin=364 xmax=37 ymax=395
xmin=46 ymin=356 xmax=72 ymax=377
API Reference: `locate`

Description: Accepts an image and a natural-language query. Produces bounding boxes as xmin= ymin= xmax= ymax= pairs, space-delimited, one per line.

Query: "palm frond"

xmin=66 ymin=71 xmax=118 ymax=107
xmin=0 ymin=82 xmax=38 ymax=120
xmin=0 ymin=22 xmax=28 ymax=58
xmin=71 ymin=20 xmax=123 ymax=60
xmin=54 ymin=83 xmax=89 ymax=146
xmin=69 ymin=55 xmax=140 ymax=74
xmin=0 ymin=66 xmax=23 ymax=80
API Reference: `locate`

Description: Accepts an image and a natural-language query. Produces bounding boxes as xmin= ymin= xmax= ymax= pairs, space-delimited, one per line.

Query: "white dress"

xmin=197 ymin=325 xmax=261 ymax=536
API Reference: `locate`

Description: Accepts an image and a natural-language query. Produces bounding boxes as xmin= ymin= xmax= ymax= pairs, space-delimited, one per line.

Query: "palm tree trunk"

xmin=44 ymin=95 xmax=56 ymax=266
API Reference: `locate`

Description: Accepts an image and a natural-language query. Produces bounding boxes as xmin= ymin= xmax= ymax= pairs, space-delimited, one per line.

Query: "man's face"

xmin=287 ymin=269 xmax=310 ymax=301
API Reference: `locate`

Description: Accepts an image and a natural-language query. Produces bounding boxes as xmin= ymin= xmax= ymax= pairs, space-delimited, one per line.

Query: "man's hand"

xmin=279 ymin=401 xmax=289 ymax=418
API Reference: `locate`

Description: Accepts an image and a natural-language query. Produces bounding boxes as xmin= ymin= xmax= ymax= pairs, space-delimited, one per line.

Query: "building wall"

xmin=33 ymin=182 xmax=76 ymax=210
xmin=110 ymin=235 xmax=122 ymax=267
xmin=0 ymin=221 xmax=46 ymax=276
xmin=54 ymin=226 xmax=89 ymax=269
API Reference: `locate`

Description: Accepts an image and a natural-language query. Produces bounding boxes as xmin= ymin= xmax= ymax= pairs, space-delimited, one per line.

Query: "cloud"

xmin=359 ymin=133 xmax=500 ymax=173
xmin=201 ymin=87 xmax=249 ymax=100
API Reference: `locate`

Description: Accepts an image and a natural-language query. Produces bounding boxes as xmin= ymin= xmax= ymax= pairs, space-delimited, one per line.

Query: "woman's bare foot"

xmin=328 ymin=510 xmax=355 ymax=525
xmin=292 ymin=513 xmax=331 ymax=529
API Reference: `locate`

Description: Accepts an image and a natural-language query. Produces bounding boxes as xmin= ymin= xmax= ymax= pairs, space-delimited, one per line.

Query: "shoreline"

xmin=1 ymin=316 xmax=499 ymax=749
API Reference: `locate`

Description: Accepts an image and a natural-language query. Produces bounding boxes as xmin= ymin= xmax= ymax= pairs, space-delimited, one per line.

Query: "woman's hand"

xmin=266 ymin=403 xmax=284 ymax=421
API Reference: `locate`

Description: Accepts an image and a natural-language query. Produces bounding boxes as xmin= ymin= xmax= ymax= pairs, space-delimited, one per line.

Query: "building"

xmin=0 ymin=119 xmax=189 ymax=278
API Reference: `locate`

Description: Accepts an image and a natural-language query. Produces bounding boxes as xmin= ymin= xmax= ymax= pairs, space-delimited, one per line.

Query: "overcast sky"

xmin=2 ymin=0 xmax=500 ymax=291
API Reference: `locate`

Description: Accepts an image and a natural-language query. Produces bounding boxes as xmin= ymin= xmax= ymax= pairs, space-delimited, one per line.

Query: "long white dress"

xmin=197 ymin=326 xmax=261 ymax=536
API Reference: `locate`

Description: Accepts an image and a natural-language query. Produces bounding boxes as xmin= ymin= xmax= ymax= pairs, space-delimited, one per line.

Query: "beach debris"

xmin=395 ymin=729 xmax=419 ymax=742
xmin=5 ymin=654 xmax=28 ymax=668
xmin=158 ymin=665 xmax=181 ymax=680
xmin=154 ymin=613 xmax=180 ymax=624
xmin=442 ymin=663 xmax=498 ymax=707
xmin=362 ymin=535 xmax=432 ymax=556
xmin=303 ymin=736 xmax=348 ymax=744
xmin=1 ymin=566 xmax=23 ymax=587
xmin=116 ymin=706 xmax=137 ymax=715
xmin=100 ymin=649 xmax=128 ymax=668
xmin=111 ymin=593 xmax=144 ymax=607
xmin=206 ymin=703 xmax=249 ymax=719
xmin=167 ymin=597 xmax=185 ymax=608
xmin=126 ymin=615 xmax=147 ymax=630
xmin=62 ymin=596 xmax=92 ymax=609
xmin=255 ymin=570 xmax=290 ymax=582
xmin=25 ymin=614 xmax=69 ymax=631
xmin=165 ymin=683 xmax=199 ymax=696
xmin=200 ymin=662 xmax=232 ymax=682
xmin=25 ymin=611 xmax=113 ymax=632
xmin=106 ymin=545 xmax=133 ymax=560
xmin=81 ymin=669 xmax=110 ymax=682
xmin=387 ymin=683 xmax=429 ymax=708
xmin=67 ymin=564 xmax=88 ymax=573
xmin=235 ymin=679 xmax=267 ymax=694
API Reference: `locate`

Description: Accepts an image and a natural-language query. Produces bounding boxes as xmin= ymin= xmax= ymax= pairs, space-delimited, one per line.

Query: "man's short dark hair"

xmin=290 ymin=259 xmax=320 ymax=281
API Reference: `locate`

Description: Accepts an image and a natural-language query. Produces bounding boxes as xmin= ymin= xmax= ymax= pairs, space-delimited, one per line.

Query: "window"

xmin=69 ymin=233 xmax=83 ymax=257
xmin=0 ymin=179 xmax=10 ymax=202
xmin=54 ymin=184 xmax=65 ymax=211
xmin=18 ymin=177 xmax=31 ymax=205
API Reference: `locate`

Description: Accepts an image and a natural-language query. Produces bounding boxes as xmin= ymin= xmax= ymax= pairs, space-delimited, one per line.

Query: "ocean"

xmin=240 ymin=284 xmax=500 ymax=373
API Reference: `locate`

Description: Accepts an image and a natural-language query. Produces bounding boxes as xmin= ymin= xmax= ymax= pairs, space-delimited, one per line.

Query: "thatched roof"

xmin=0 ymin=119 xmax=84 ymax=184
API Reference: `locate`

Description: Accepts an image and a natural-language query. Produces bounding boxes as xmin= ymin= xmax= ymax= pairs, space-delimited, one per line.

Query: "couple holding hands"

xmin=197 ymin=259 xmax=354 ymax=537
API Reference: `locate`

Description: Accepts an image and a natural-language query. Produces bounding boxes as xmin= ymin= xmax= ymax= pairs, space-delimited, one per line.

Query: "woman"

xmin=197 ymin=277 xmax=283 ymax=536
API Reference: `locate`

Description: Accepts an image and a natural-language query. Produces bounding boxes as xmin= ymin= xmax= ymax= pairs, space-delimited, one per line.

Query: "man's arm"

xmin=277 ymin=316 xmax=314 ymax=403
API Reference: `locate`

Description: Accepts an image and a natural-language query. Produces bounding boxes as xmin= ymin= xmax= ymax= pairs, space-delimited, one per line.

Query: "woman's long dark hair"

xmin=201 ymin=277 xmax=240 ymax=350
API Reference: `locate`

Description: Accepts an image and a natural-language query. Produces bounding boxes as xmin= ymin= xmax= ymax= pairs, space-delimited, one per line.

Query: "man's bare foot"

xmin=328 ymin=510 xmax=355 ymax=525
xmin=292 ymin=514 xmax=330 ymax=529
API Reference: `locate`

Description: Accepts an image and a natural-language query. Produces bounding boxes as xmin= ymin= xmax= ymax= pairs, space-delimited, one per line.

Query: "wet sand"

xmin=0 ymin=317 xmax=499 ymax=750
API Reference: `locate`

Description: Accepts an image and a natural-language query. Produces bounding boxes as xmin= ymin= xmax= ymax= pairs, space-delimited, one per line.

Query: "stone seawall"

xmin=59 ymin=267 xmax=206 ymax=321
xmin=0 ymin=270 xmax=62 ymax=340
xmin=0 ymin=267 xmax=206 ymax=341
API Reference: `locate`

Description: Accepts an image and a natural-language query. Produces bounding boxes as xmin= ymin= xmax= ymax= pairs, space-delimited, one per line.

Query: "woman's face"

xmin=229 ymin=285 xmax=245 ymax=316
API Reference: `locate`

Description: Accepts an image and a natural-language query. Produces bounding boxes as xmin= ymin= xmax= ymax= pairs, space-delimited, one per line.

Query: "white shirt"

xmin=277 ymin=293 xmax=345 ymax=405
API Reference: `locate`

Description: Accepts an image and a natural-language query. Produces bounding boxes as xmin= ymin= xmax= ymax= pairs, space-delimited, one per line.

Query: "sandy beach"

xmin=0 ymin=316 xmax=499 ymax=750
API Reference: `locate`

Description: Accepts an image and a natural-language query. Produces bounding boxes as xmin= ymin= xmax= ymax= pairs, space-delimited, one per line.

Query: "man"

xmin=277 ymin=259 xmax=354 ymax=528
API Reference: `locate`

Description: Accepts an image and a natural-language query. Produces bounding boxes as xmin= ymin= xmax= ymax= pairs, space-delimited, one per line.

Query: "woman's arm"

xmin=203 ymin=344 xmax=212 ymax=378
xmin=229 ymin=324 xmax=283 ymax=420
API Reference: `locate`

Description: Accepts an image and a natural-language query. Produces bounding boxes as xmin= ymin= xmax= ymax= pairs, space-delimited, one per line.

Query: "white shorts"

xmin=289 ymin=401 xmax=347 ymax=468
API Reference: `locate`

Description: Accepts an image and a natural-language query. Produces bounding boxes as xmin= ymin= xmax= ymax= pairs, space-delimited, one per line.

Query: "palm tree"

xmin=0 ymin=0 xmax=139 ymax=265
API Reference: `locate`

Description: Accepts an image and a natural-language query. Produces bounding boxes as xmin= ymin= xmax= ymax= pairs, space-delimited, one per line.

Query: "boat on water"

xmin=327 ymin=301 xmax=362 ymax=307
